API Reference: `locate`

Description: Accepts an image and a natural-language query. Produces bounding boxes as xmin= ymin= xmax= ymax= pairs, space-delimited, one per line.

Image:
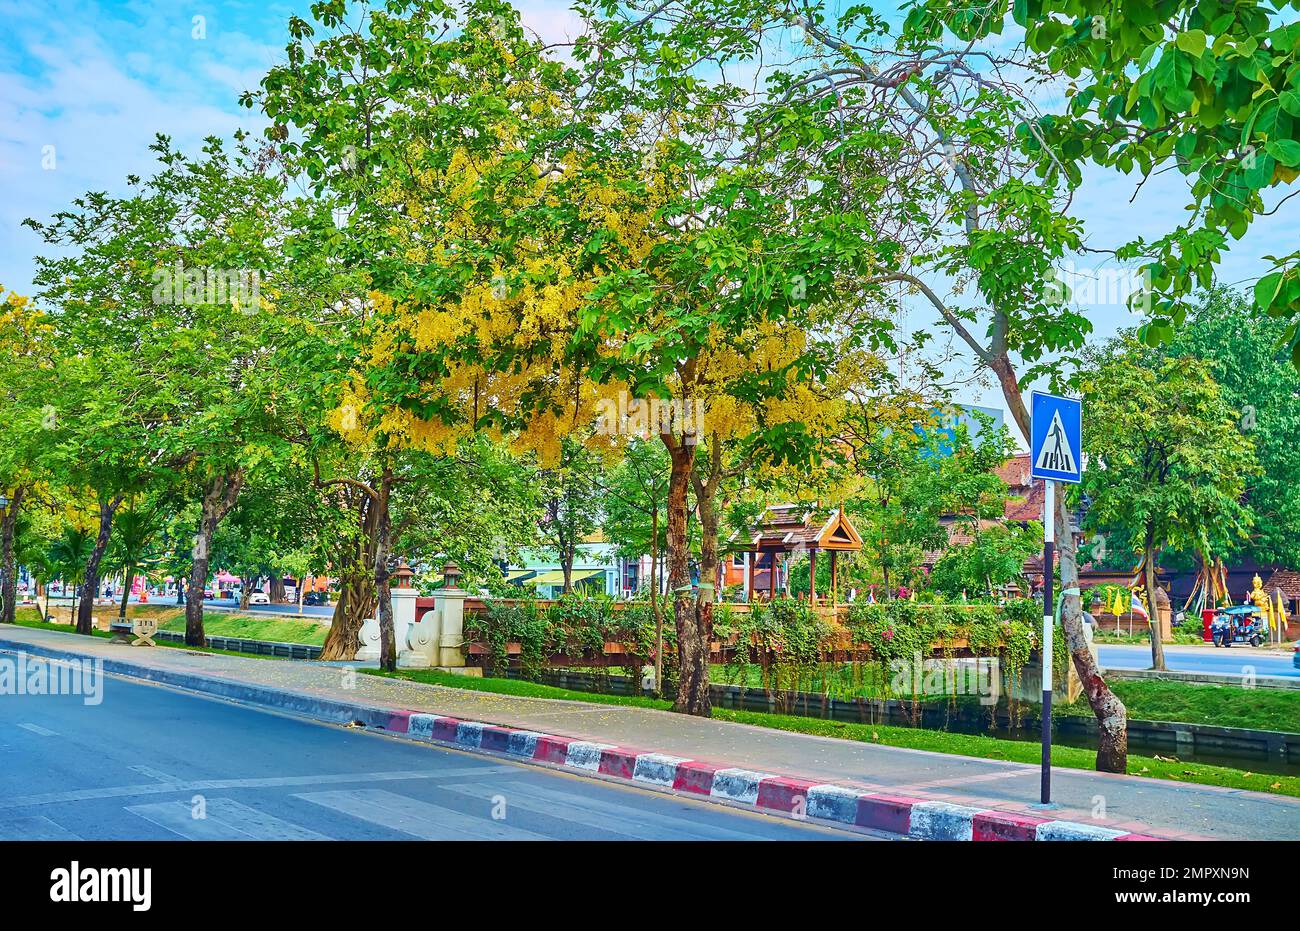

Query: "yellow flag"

xmin=1276 ymin=592 xmax=1288 ymax=626
xmin=1111 ymin=589 xmax=1124 ymax=616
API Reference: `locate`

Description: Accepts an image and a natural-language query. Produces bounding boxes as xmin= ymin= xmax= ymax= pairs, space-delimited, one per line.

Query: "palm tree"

xmin=48 ymin=527 xmax=95 ymax=629
xmin=107 ymin=507 xmax=161 ymax=621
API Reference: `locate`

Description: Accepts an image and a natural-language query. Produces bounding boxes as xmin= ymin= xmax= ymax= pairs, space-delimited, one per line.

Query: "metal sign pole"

xmin=1040 ymin=479 xmax=1055 ymax=806
xmin=1030 ymin=390 xmax=1080 ymax=809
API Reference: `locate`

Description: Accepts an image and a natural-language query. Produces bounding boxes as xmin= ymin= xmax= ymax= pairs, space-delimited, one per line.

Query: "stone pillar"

xmin=1154 ymin=585 xmax=1173 ymax=643
xmin=396 ymin=589 xmax=437 ymax=668
xmin=435 ymin=587 xmax=466 ymax=668
xmin=391 ymin=585 xmax=417 ymax=654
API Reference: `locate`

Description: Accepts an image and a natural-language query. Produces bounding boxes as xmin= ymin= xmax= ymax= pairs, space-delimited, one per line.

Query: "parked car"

xmin=303 ymin=591 xmax=329 ymax=606
xmin=248 ymin=591 xmax=270 ymax=605
xmin=203 ymin=588 xmax=215 ymax=600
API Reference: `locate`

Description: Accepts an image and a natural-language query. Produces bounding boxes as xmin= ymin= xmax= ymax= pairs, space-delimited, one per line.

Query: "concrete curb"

xmin=379 ymin=708 xmax=1163 ymax=840
xmin=1 ymin=637 xmax=1170 ymax=841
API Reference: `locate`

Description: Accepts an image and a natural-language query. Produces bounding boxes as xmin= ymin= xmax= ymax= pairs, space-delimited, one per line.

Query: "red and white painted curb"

xmin=384 ymin=710 xmax=1165 ymax=841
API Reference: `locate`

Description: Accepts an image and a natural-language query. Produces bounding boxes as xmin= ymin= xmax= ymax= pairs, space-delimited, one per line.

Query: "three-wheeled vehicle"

xmin=1202 ymin=605 xmax=1266 ymax=647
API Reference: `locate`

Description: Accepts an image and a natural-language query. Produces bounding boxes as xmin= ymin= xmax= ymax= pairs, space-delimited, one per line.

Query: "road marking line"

xmin=16 ymin=723 xmax=57 ymax=737
xmin=295 ymin=788 xmax=548 ymax=840
xmin=127 ymin=797 xmax=331 ymax=840
xmin=0 ymin=765 xmax=514 ymax=811
xmin=0 ymin=814 xmax=82 ymax=840
xmin=441 ymin=780 xmax=773 ymax=841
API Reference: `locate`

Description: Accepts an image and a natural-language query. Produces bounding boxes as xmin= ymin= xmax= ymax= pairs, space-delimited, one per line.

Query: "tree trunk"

xmin=663 ymin=435 xmax=707 ymax=716
xmin=239 ymin=577 xmax=253 ymax=610
xmin=118 ymin=571 xmax=133 ymax=620
xmin=693 ymin=471 xmax=720 ymax=709
xmin=186 ymin=469 xmax=245 ymax=646
xmin=1143 ymin=531 xmax=1166 ymax=671
xmin=374 ymin=470 xmax=397 ymax=672
xmin=650 ymin=505 xmax=663 ymax=697
xmin=0 ymin=486 xmax=23 ymax=623
xmin=77 ymin=494 xmax=123 ymax=634
xmin=319 ymin=493 xmax=379 ymax=662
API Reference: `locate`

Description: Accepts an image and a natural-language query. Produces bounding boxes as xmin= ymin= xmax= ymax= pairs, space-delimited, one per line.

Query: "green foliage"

xmin=724 ymin=598 xmax=836 ymax=701
xmin=845 ymin=598 xmax=1055 ymax=700
xmin=929 ymin=522 xmax=1041 ymax=598
xmin=465 ymin=593 xmax=668 ymax=683
xmin=1159 ymin=289 xmax=1300 ymax=568
xmin=1079 ymin=335 xmax=1259 ymax=565
xmin=912 ymin=0 xmax=1300 ymax=359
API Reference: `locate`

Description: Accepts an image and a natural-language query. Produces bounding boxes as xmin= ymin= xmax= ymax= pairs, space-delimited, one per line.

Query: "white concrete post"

xmin=391 ymin=585 xmax=417 ymax=648
xmin=436 ymin=586 xmax=466 ymax=668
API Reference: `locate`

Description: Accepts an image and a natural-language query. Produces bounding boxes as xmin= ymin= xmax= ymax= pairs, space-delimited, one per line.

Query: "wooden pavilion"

xmin=737 ymin=504 xmax=864 ymax=604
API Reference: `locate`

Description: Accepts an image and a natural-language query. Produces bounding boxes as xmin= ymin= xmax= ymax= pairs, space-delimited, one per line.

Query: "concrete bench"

xmin=110 ymin=618 xmax=158 ymax=647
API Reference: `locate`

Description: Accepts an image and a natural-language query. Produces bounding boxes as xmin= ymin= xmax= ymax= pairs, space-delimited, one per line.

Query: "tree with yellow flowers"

xmin=254 ymin=0 xmax=881 ymax=709
xmin=0 ymin=286 xmax=57 ymax=624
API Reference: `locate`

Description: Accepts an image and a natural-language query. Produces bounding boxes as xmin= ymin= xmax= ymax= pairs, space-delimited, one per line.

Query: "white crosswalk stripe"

xmin=446 ymin=780 xmax=776 ymax=840
xmin=0 ymin=813 xmax=82 ymax=840
xmin=295 ymin=788 xmax=549 ymax=840
xmin=16 ymin=723 xmax=58 ymax=737
xmin=126 ymin=797 xmax=331 ymax=840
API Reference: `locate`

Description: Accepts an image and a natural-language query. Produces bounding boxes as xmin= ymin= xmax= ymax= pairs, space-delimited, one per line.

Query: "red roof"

xmin=999 ymin=453 xmax=1043 ymax=522
xmin=1264 ymin=570 xmax=1300 ymax=598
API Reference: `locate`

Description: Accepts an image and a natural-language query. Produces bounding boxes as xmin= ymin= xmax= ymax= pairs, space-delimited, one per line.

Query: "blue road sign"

xmin=1030 ymin=392 xmax=1082 ymax=484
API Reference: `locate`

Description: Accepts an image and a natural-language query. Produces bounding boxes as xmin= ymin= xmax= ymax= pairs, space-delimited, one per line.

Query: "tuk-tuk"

xmin=1202 ymin=605 xmax=1267 ymax=648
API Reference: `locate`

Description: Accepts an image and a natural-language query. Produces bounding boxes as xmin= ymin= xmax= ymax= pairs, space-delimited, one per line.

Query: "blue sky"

xmin=2 ymin=0 xmax=1294 ymax=423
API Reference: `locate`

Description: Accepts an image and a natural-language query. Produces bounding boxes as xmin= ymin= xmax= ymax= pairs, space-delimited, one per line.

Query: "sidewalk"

xmin=3 ymin=625 xmax=1296 ymax=840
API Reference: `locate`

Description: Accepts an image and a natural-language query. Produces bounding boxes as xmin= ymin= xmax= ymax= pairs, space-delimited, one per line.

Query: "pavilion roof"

xmin=741 ymin=504 xmax=864 ymax=552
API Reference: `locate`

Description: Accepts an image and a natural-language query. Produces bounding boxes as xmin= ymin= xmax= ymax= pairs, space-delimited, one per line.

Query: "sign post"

xmin=1029 ymin=391 xmax=1082 ymax=806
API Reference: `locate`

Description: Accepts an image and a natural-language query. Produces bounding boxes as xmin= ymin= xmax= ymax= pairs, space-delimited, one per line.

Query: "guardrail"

xmin=151 ymin=629 xmax=322 ymax=660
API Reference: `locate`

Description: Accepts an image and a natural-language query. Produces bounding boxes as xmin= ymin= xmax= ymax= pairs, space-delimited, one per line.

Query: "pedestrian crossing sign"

xmin=1030 ymin=392 xmax=1082 ymax=483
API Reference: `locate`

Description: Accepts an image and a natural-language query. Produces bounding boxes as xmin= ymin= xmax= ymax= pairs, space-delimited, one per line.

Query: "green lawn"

xmin=156 ymin=613 xmax=329 ymax=645
xmin=1061 ymin=679 xmax=1300 ymax=733
xmin=366 ymin=667 xmax=1300 ymax=798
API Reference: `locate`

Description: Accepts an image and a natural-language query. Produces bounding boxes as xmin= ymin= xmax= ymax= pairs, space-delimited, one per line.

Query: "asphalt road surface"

xmin=0 ymin=667 xmax=866 ymax=841
xmin=1097 ymin=642 xmax=1298 ymax=678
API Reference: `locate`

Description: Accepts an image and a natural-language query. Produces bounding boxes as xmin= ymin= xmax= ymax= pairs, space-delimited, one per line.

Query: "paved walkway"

xmin=3 ymin=625 xmax=1296 ymax=839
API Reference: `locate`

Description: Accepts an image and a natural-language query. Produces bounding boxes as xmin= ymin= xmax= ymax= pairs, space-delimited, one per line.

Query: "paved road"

xmin=1098 ymin=643 xmax=1299 ymax=678
xmin=0 ymin=668 xmax=863 ymax=841
xmin=206 ymin=597 xmax=334 ymax=618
